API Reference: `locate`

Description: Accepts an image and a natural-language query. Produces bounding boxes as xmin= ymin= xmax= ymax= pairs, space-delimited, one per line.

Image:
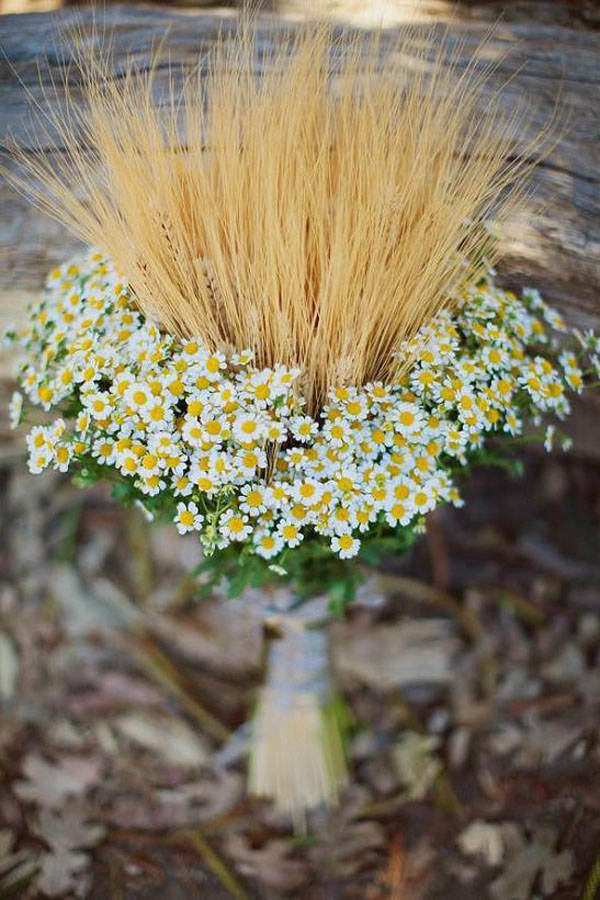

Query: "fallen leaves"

xmin=458 ymin=820 xmax=575 ymax=900
xmin=156 ymin=770 xmax=244 ymax=822
xmin=458 ymin=820 xmax=515 ymax=867
xmin=334 ymin=618 xmax=461 ymax=689
xmin=309 ymin=788 xmax=386 ymax=879
xmin=48 ymin=564 xmax=140 ymax=636
xmin=14 ymin=753 xmax=103 ymax=808
xmin=224 ymin=832 xmax=309 ymax=893
xmin=392 ymin=733 xmax=442 ymax=801
xmin=9 ymin=755 xmax=105 ymax=897
xmin=1 ymin=435 xmax=599 ymax=897
xmin=34 ymin=809 xmax=106 ymax=898
xmin=114 ymin=711 xmax=210 ymax=768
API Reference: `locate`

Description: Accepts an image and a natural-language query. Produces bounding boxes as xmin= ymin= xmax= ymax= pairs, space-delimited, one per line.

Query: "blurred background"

xmin=1 ymin=2 xmax=600 ymax=898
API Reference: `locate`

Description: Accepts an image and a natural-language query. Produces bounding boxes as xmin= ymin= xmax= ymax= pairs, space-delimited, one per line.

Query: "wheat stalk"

xmin=6 ymin=18 xmax=545 ymax=412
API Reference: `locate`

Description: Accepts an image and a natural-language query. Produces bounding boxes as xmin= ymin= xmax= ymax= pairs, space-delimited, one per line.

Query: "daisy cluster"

xmin=7 ymin=250 xmax=599 ymax=564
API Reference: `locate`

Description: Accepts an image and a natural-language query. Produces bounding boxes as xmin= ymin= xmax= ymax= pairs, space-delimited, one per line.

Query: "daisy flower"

xmin=290 ymin=416 xmax=319 ymax=443
xmin=254 ymin=531 xmax=284 ymax=560
xmin=175 ymin=501 xmax=204 ymax=535
xmin=28 ymin=447 xmax=52 ymax=474
xmin=201 ymin=352 xmax=227 ymax=381
xmin=331 ymin=533 xmax=361 ymax=559
xmin=84 ymin=391 xmax=113 ymax=420
xmin=92 ymin=437 xmax=116 ymax=465
xmin=219 ymin=509 xmax=252 ymax=541
xmin=240 ymin=484 xmax=268 ymax=516
xmin=278 ymin=521 xmax=304 ymax=548
xmin=233 ymin=413 xmax=265 ymax=443
xmin=53 ymin=443 xmax=73 ymax=472
xmin=125 ymin=383 xmax=153 ymax=413
xmin=392 ymin=403 xmax=424 ymax=435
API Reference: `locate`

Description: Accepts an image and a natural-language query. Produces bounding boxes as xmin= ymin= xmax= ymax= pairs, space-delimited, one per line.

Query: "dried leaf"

xmin=309 ymin=787 xmax=386 ymax=878
xmin=393 ymin=733 xmax=441 ymax=801
xmin=37 ymin=849 xmax=89 ymax=898
xmin=157 ymin=770 xmax=244 ymax=822
xmin=48 ymin=564 xmax=139 ymax=635
xmin=515 ymin=714 xmax=583 ymax=766
xmin=334 ymin=619 xmax=460 ymax=689
xmin=458 ymin=820 xmax=512 ymax=867
xmin=35 ymin=808 xmax=106 ymax=852
xmin=114 ymin=711 xmax=210 ymax=768
xmin=375 ymin=837 xmax=435 ymax=900
xmin=541 ymin=644 xmax=586 ymax=683
xmin=540 ymin=848 xmax=575 ymax=894
xmin=67 ymin=671 xmax=165 ymax=716
xmin=489 ymin=825 xmax=574 ymax=900
xmin=488 ymin=722 xmax=523 ymax=757
xmin=33 ymin=806 xmax=106 ymax=898
xmin=224 ymin=833 xmax=309 ymax=893
xmin=148 ymin=596 xmax=263 ymax=675
xmin=14 ymin=754 xmax=102 ymax=808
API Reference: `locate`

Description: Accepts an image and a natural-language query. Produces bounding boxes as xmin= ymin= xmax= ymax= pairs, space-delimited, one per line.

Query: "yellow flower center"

xmin=179 ymin=510 xmax=194 ymax=527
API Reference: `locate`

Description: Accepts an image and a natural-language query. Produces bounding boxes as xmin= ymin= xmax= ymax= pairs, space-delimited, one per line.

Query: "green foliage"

xmin=190 ymin=524 xmax=417 ymax=615
xmin=455 ymin=445 xmax=525 ymax=478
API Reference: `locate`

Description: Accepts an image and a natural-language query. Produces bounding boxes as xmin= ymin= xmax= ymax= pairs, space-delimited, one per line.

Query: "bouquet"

xmin=5 ymin=20 xmax=598 ymax=823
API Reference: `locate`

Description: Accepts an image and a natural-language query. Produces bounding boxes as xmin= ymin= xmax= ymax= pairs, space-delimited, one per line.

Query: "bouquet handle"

xmin=248 ymin=607 xmax=347 ymax=827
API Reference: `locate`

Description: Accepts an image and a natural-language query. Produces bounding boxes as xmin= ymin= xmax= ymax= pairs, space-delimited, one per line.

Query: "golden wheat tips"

xmin=7 ymin=19 xmax=541 ymax=411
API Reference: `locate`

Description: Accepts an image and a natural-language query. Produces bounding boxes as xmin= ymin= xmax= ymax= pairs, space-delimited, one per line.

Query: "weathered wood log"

xmin=0 ymin=4 xmax=599 ymax=449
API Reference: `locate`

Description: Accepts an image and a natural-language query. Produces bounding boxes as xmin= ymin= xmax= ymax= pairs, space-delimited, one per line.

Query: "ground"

xmin=0 ymin=379 xmax=599 ymax=898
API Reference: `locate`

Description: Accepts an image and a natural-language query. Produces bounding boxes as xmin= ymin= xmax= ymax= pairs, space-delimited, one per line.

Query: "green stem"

xmin=128 ymin=631 xmax=231 ymax=742
xmin=175 ymin=830 xmax=249 ymax=900
xmin=582 ymin=851 xmax=600 ymax=900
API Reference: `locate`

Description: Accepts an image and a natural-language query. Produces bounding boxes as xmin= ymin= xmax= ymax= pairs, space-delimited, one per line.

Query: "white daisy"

xmin=175 ymin=501 xmax=204 ymax=535
xmin=331 ymin=533 xmax=360 ymax=559
xmin=219 ymin=509 xmax=252 ymax=541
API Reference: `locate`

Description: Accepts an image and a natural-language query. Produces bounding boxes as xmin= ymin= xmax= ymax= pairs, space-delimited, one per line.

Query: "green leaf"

xmin=111 ymin=480 xmax=136 ymax=504
xmin=248 ymin=563 xmax=268 ymax=589
xmin=227 ymin=566 xmax=250 ymax=599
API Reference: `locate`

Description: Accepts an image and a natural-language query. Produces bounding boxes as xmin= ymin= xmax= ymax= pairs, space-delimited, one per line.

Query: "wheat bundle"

xmin=8 ymin=20 xmax=538 ymax=410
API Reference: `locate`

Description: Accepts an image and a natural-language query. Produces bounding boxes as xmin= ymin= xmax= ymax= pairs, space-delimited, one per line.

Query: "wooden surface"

xmin=0 ymin=3 xmax=599 ymax=448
